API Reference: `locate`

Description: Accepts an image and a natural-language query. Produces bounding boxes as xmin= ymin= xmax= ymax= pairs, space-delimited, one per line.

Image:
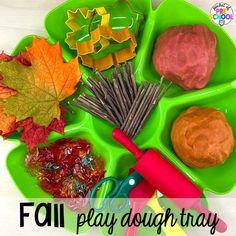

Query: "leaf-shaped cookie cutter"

xmin=65 ymin=7 xmax=110 ymax=50
xmin=65 ymin=7 xmax=137 ymax=71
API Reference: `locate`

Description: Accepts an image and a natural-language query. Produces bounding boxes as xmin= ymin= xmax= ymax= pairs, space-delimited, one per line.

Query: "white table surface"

xmin=0 ymin=1 xmax=236 ymax=236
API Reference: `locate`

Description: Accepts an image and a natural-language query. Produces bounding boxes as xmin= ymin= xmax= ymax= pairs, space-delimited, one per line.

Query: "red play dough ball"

xmin=152 ymin=25 xmax=217 ymax=90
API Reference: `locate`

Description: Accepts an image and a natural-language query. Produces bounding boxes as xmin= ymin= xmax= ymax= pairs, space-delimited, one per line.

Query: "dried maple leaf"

xmin=0 ymin=38 xmax=81 ymax=127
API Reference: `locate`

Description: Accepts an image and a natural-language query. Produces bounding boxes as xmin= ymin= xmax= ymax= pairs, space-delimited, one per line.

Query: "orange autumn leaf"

xmin=0 ymin=39 xmax=81 ymax=149
xmin=0 ymin=82 xmax=16 ymax=99
xmin=0 ymin=38 xmax=81 ymax=127
xmin=0 ymin=105 xmax=16 ymax=135
xmin=26 ymin=38 xmax=80 ymax=100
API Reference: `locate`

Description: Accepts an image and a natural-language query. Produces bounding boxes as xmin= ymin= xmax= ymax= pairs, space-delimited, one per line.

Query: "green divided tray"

xmin=5 ymin=0 xmax=236 ymax=234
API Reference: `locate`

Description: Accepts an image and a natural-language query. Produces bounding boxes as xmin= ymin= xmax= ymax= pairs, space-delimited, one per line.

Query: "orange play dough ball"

xmin=171 ymin=107 xmax=235 ymax=168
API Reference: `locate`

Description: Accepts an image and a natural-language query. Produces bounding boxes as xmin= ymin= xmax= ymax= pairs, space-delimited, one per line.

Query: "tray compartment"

xmin=156 ymin=82 xmax=236 ymax=193
xmin=139 ymin=0 xmax=236 ymax=98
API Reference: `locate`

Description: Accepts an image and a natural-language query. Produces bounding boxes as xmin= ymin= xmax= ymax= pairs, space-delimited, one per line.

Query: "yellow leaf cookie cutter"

xmin=78 ymin=25 xmax=137 ymax=71
xmin=65 ymin=7 xmax=110 ymax=50
xmin=65 ymin=7 xmax=137 ymax=71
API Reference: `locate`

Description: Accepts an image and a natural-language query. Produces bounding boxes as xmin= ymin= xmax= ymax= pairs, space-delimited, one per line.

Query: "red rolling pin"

xmin=112 ymin=128 xmax=227 ymax=233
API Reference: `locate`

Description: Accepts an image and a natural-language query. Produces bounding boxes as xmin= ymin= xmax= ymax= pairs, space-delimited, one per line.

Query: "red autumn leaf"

xmin=47 ymin=106 xmax=67 ymax=134
xmin=0 ymin=51 xmax=30 ymax=65
xmin=0 ymin=52 xmax=12 ymax=61
xmin=16 ymin=107 xmax=67 ymax=150
xmin=17 ymin=118 xmax=48 ymax=150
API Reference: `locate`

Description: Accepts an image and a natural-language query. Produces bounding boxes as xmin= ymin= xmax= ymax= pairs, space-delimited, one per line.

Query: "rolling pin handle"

xmin=112 ymin=128 xmax=144 ymax=160
xmin=192 ymin=200 xmax=227 ymax=233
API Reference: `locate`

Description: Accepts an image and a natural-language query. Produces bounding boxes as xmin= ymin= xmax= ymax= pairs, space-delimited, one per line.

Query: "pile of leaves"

xmin=25 ymin=138 xmax=105 ymax=212
xmin=0 ymin=38 xmax=81 ymax=149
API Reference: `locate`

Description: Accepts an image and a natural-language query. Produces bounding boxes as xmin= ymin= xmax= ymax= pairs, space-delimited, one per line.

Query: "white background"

xmin=0 ymin=0 xmax=236 ymax=236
